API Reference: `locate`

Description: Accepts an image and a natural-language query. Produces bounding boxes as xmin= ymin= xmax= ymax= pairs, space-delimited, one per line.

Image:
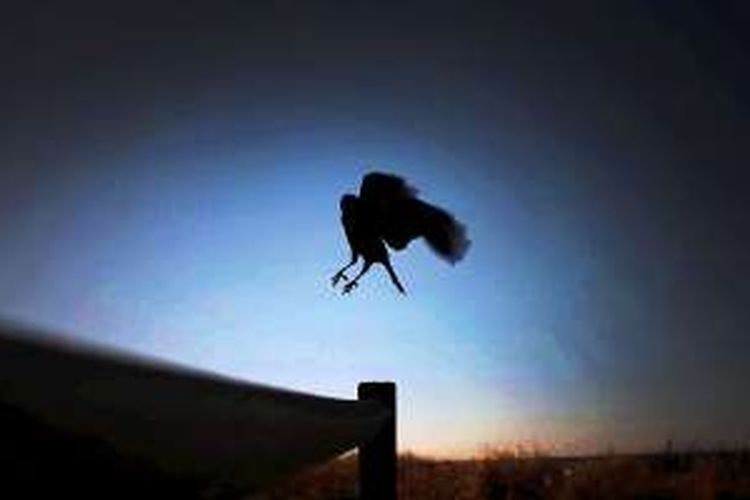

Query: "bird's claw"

xmin=331 ymin=272 xmax=348 ymax=287
xmin=342 ymin=281 xmax=358 ymax=295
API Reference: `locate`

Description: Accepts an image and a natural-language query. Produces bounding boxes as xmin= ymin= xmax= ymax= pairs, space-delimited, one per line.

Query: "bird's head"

xmin=339 ymin=194 xmax=359 ymax=214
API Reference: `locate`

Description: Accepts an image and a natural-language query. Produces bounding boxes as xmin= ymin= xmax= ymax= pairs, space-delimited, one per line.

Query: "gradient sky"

xmin=1 ymin=1 xmax=749 ymax=457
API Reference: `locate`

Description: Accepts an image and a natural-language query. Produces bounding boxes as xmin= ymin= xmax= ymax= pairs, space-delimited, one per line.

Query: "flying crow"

xmin=331 ymin=172 xmax=470 ymax=295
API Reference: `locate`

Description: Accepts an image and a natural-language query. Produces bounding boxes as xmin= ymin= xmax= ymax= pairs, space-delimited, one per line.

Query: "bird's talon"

xmin=331 ymin=272 xmax=349 ymax=287
xmin=342 ymin=281 xmax=358 ymax=295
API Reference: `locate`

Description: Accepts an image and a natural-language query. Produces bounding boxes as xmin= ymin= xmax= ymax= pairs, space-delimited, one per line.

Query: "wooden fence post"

xmin=357 ymin=381 xmax=396 ymax=500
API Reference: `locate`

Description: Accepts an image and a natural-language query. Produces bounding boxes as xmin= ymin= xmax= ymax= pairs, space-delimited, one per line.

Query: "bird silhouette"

xmin=331 ymin=172 xmax=470 ymax=295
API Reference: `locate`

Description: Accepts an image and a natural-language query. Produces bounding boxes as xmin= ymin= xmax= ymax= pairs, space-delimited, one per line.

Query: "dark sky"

xmin=1 ymin=1 xmax=749 ymax=454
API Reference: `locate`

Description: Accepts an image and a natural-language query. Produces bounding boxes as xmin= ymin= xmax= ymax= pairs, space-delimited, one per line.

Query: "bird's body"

xmin=332 ymin=172 xmax=470 ymax=295
xmin=341 ymin=195 xmax=388 ymax=264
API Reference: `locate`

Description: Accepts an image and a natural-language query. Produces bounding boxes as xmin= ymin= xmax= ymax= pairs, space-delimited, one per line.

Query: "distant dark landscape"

xmin=262 ymin=449 xmax=750 ymax=500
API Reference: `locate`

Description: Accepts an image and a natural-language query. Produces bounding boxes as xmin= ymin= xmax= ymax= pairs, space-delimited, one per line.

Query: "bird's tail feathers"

xmin=417 ymin=200 xmax=470 ymax=264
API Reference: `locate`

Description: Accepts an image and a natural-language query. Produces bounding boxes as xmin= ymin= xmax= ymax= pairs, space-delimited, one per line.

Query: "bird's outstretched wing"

xmin=359 ymin=172 xmax=470 ymax=264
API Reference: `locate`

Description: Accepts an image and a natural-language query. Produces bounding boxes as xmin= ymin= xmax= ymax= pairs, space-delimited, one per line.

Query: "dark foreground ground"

xmin=2 ymin=402 xmax=748 ymax=500
xmin=259 ymin=449 xmax=750 ymax=500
